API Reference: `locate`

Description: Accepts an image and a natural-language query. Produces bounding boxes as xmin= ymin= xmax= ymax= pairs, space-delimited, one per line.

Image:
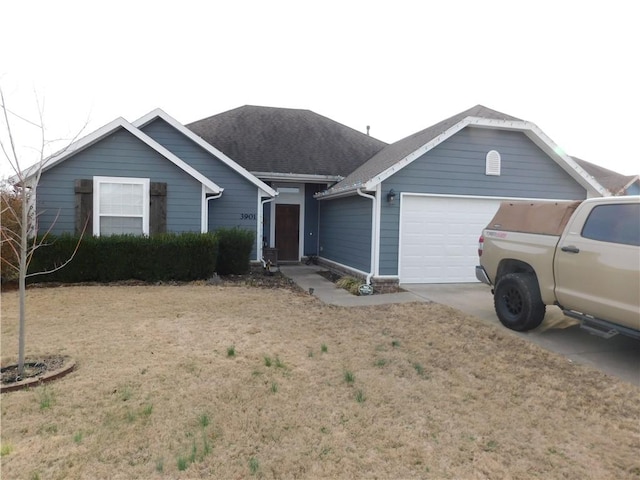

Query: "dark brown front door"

xmin=275 ymin=204 xmax=300 ymax=261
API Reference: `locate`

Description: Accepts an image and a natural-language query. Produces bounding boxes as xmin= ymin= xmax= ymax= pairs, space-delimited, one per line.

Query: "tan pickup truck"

xmin=476 ymin=196 xmax=640 ymax=339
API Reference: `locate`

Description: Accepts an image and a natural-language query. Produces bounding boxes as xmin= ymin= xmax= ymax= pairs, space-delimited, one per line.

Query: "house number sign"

xmin=240 ymin=213 xmax=257 ymax=220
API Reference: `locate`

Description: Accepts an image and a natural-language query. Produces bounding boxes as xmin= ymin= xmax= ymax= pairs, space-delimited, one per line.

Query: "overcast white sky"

xmin=2 ymin=0 xmax=638 ymax=178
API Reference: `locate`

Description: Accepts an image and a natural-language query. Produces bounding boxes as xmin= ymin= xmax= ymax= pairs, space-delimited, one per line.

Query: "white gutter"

xmin=203 ymin=191 xmax=223 ymax=232
xmin=356 ymin=187 xmax=377 ymax=285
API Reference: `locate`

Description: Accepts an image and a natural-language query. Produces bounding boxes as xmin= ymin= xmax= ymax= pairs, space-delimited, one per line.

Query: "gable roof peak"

xmin=319 ymin=104 xmax=609 ymax=199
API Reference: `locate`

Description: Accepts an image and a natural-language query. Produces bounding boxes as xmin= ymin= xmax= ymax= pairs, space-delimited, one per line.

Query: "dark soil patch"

xmin=1 ymin=355 xmax=75 ymax=393
xmin=317 ymin=270 xmax=342 ymax=283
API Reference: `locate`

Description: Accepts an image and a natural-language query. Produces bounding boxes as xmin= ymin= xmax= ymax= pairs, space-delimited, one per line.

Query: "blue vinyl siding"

xmin=37 ymin=128 xmax=202 ymax=235
xmin=626 ymin=182 xmax=640 ymax=195
xmin=319 ymin=195 xmax=371 ymax=272
xmin=140 ymin=119 xmax=263 ymax=256
xmin=303 ymin=183 xmax=323 ymax=256
xmin=377 ymin=127 xmax=588 ymax=275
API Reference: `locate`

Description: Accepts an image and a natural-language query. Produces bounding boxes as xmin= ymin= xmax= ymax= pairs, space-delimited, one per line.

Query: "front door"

xmin=275 ymin=204 xmax=300 ymax=261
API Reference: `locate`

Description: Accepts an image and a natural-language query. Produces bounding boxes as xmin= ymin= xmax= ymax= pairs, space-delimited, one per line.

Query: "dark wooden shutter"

xmin=150 ymin=182 xmax=167 ymax=235
xmin=74 ymin=179 xmax=93 ymax=235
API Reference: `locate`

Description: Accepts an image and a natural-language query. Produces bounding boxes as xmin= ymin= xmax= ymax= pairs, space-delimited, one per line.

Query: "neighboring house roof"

xmin=133 ymin=109 xmax=276 ymax=197
xmin=571 ymin=157 xmax=639 ymax=196
xmin=318 ymin=105 xmax=610 ymax=199
xmin=187 ymin=105 xmax=387 ymax=181
xmin=14 ymin=116 xmax=223 ymax=194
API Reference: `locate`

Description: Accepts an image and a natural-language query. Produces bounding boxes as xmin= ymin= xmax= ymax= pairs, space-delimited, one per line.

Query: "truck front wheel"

xmin=494 ymin=273 xmax=546 ymax=331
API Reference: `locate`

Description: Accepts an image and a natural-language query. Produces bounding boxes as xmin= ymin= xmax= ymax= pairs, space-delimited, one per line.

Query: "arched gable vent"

xmin=486 ymin=150 xmax=501 ymax=176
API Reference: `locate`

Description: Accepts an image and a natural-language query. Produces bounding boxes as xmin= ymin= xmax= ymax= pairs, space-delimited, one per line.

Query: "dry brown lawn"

xmin=1 ymin=283 xmax=639 ymax=479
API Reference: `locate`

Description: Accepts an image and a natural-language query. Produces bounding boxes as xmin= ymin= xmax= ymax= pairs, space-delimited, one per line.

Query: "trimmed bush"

xmin=27 ymin=233 xmax=218 ymax=283
xmin=214 ymin=227 xmax=255 ymax=275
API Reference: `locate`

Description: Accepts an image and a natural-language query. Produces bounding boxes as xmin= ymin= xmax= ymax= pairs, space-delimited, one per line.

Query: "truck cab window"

xmin=581 ymin=204 xmax=640 ymax=246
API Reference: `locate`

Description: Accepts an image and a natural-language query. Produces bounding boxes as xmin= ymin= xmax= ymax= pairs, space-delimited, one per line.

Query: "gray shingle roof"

xmin=322 ymin=105 xmax=522 ymax=196
xmin=571 ymin=157 xmax=639 ymax=195
xmin=187 ymin=106 xmax=387 ymax=178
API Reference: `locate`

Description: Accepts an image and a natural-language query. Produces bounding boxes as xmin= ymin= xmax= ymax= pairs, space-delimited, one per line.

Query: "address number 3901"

xmin=240 ymin=213 xmax=256 ymax=220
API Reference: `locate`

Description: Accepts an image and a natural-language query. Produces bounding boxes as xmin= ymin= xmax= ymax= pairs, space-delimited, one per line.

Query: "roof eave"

xmin=252 ymin=172 xmax=343 ymax=184
xmin=315 ymin=183 xmax=372 ymax=200
xmin=359 ymin=116 xmax=610 ymax=197
xmin=14 ymin=115 xmax=224 ymax=194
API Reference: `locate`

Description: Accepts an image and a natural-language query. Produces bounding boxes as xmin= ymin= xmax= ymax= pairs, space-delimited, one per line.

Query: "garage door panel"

xmin=399 ymin=196 xmax=502 ymax=283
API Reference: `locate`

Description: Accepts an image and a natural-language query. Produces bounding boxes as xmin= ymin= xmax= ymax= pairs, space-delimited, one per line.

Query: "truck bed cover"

xmin=486 ymin=201 xmax=583 ymax=236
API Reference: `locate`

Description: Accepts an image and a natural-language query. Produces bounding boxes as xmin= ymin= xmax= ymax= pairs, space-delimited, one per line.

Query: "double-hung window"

xmin=93 ymin=176 xmax=150 ymax=236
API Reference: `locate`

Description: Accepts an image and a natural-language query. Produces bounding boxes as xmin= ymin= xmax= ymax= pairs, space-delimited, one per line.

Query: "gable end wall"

xmin=37 ymin=128 xmax=202 ymax=235
xmin=377 ymin=127 xmax=588 ymax=276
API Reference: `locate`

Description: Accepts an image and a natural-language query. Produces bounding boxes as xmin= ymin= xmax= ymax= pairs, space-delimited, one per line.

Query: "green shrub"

xmin=215 ymin=227 xmax=255 ymax=275
xmin=27 ymin=233 xmax=218 ymax=283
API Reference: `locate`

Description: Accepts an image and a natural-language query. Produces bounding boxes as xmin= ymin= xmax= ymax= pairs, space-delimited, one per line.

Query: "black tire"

xmin=494 ymin=273 xmax=546 ymax=331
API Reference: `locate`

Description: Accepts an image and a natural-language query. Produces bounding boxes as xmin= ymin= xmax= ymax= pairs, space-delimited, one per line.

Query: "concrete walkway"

xmin=279 ymin=264 xmax=640 ymax=387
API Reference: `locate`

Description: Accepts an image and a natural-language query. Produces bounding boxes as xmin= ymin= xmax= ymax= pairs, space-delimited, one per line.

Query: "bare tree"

xmin=0 ymin=86 xmax=87 ymax=377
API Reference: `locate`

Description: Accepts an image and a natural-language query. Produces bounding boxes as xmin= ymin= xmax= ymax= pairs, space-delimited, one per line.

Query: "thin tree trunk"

xmin=17 ymin=186 xmax=27 ymax=376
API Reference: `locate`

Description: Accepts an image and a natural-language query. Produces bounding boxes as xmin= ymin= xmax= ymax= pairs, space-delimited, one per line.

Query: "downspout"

xmin=203 ymin=190 xmax=223 ymax=233
xmin=356 ymin=188 xmax=377 ymax=286
xmin=260 ymin=196 xmax=277 ymax=266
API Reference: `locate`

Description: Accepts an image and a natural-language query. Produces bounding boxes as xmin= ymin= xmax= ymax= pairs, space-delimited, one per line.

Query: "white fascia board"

xmin=16 ymin=115 xmax=223 ymax=194
xmin=15 ymin=117 xmax=130 ymax=182
xmin=620 ymin=176 xmax=640 ymax=195
xmin=123 ymin=121 xmax=223 ymax=194
xmin=133 ymin=108 xmax=277 ymax=198
xmin=363 ymin=116 xmax=609 ymax=197
xmin=518 ymin=122 xmax=610 ymax=197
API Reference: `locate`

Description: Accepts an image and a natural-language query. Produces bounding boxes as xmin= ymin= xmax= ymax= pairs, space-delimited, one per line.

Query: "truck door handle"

xmin=561 ymin=245 xmax=580 ymax=253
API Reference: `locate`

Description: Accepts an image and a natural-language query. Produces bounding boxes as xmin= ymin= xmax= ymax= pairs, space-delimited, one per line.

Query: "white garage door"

xmin=399 ymin=195 xmax=502 ymax=283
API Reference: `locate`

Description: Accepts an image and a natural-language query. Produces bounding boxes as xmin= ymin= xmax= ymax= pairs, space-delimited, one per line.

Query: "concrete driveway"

xmin=403 ymin=283 xmax=640 ymax=387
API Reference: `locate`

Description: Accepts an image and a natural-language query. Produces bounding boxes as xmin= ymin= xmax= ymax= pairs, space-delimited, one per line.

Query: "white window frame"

xmin=93 ymin=176 xmax=150 ymax=236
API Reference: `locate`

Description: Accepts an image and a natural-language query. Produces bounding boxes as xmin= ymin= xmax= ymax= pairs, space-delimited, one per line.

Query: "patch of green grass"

xmin=483 ymin=440 xmax=498 ymax=452
xmin=125 ymin=409 xmax=137 ymax=423
xmin=321 ymin=343 xmax=328 ymax=353
xmin=249 ymin=457 xmax=260 ymax=475
xmin=271 ymin=382 xmax=278 ymax=394
xmin=320 ymin=426 xmax=329 ymax=434
xmin=142 ymin=404 xmax=153 ymax=416
xmin=198 ymin=413 xmax=210 ymax=428
xmin=37 ymin=387 xmax=54 ymax=410
xmin=155 ymin=457 xmax=164 ymax=473
xmin=177 ymin=456 xmax=188 ymax=471
xmin=264 ymin=356 xmax=272 ymax=367
xmin=374 ymin=358 xmax=388 ymax=367
xmin=227 ymin=345 xmax=236 ymax=357
xmin=275 ymin=356 xmax=285 ymax=369
xmin=1 ymin=443 xmax=13 ymax=457
xmin=30 ymin=473 xmax=41 ymax=480
xmin=308 ymin=350 xmax=314 ymax=357
xmin=343 ymin=370 xmax=355 ymax=384
xmin=203 ymin=436 xmax=211 ymax=456
xmin=189 ymin=440 xmax=197 ymax=463
xmin=413 ymin=362 xmax=425 ymax=376
xmin=355 ymin=389 xmax=366 ymax=403
xmin=73 ymin=431 xmax=83 ymax=444
xmin=391 ymin=340 xmax=400 ymax=348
